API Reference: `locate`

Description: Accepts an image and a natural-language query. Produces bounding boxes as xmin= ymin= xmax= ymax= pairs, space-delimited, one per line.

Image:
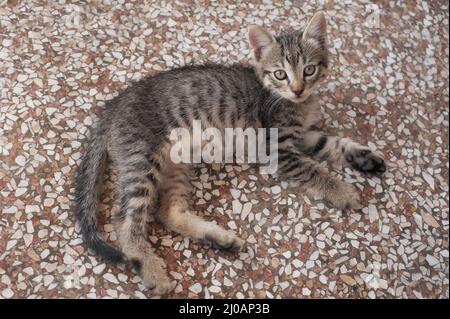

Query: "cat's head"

xmin=248 ymin=12 xmax=329 ymax=103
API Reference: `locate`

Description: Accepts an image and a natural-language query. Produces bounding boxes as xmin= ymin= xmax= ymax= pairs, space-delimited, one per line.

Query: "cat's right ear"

xmin=248 ymin=26 xmax=275 ymax=61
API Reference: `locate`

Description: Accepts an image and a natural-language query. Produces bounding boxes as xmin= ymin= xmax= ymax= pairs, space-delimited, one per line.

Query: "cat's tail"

xmin=74 ymin=126 xmax=125 ymax=263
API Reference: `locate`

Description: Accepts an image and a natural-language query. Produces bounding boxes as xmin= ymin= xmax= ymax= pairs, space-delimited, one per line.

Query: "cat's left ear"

xmin=302 ymin=11 xmax=327 ymax=45
xmin=248 ymin=25 xmax=276 ymax=61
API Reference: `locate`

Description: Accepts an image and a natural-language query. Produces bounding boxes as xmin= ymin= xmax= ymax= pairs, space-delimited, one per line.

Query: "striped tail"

xmin=74 ymin=127 xmax=125 ymax=263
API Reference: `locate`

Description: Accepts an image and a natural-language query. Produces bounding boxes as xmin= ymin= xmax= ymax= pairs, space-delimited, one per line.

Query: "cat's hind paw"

xmin=204 ymin=230 xmax=244 ymax=252
xmin=325 ymin=181 xmax=363 ymax=211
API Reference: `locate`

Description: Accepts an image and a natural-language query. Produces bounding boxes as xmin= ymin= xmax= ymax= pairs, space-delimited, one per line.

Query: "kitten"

xmin=75 ymin=12 xmax=385 ymax=295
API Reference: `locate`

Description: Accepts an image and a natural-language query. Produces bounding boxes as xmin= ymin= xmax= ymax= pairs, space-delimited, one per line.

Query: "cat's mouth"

xmin=288 ymin=93 xmax=310 ymax=103
xmin=275 ymin=88 xmax=311 ymax=103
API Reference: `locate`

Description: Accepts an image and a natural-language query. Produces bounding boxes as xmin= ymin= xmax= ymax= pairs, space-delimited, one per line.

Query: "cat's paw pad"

xmin=204 ymin=231 xmax=244 ymax=252
xmin=345 ymin=148 xmax=386 ymax=174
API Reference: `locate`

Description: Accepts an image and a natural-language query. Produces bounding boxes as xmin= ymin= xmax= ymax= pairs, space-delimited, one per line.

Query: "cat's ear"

xmin=248 ymin=25 xmax=275 ymax=61
xmin=302 ymin=11 xmax=327 ymax=45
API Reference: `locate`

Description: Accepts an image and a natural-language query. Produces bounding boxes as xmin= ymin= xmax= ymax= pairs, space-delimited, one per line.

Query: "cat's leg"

xmin=277 ymin=148 xmax=362 ymax=210
xmin=298 ymin=130 xmax=386 ymax=174
xmin=114 ymin=152 xmax=174 ymax=295
xmin=157 ymin=162 xmax=244 ymax=251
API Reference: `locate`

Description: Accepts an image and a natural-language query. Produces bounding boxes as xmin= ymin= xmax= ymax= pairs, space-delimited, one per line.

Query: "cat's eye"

xmin=303 ymin=65 xmax=316 ymax=77
xmin=273 ymin=70 xmax=287 ymax=81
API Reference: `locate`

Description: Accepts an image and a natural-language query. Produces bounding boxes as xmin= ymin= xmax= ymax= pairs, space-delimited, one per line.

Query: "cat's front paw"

xmin=345 ymin=148 xmax=386 ymax=174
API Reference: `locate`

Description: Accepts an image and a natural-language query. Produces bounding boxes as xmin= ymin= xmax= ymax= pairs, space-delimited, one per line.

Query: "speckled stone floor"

xmin=0 ymin=0 xmax=449 ymax=299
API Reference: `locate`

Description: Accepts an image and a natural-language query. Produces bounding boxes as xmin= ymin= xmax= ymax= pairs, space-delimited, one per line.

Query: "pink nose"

xmin=292 ymin=88 xmax=304 ymax=97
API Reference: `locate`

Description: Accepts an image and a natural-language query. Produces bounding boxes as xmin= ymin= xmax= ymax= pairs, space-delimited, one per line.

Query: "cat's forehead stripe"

xmin=277 ymin=32 xmax=305 ymax=68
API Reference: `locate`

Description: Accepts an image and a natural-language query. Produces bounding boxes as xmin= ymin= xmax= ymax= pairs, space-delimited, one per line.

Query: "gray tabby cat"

xmin=75 ymin=12 xmax=385 ymax=295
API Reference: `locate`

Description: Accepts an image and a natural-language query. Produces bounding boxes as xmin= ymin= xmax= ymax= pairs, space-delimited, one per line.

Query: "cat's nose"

xmin=291 ymin=88 xmax=304 ymax=97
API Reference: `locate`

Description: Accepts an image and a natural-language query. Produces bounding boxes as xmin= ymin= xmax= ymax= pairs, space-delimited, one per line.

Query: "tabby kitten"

xmin=75 ymin=12 xmax=385 ymax=295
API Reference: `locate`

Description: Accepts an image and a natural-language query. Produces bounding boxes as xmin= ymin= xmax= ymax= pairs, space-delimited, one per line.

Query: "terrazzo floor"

xmin=0 ymin=0 xmax=449 ymax=299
